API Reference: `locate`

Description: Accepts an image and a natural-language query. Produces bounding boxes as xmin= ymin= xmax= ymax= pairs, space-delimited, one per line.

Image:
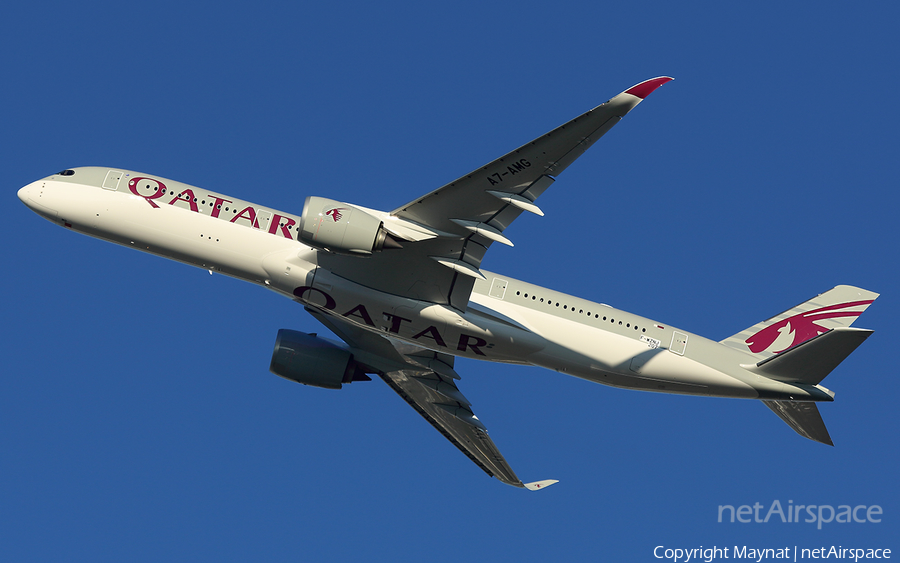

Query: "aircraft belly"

xmin=623 ymin=349 xmax=757 ymax=398
xmin=476 ymin=298 xmax=758 ymax=398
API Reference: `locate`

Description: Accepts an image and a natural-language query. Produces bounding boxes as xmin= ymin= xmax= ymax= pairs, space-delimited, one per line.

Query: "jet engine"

xmin=298 ymin=196 xmax=402 ymax=256
xmin=269 ymin=329 xmax=371 ymax=389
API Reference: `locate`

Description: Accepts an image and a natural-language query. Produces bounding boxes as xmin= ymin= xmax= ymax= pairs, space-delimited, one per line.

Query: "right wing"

xmin=307 ymin=308 xmax=556 ymax=490
xmin=317 ymin=77 xmax=673 ymax=311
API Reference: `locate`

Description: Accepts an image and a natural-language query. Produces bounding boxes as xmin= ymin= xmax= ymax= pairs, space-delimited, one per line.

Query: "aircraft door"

xmin=102 ymin=170 xmax=123 ymax=190
xmin=669 ymin=332 xmax=688 ymax=355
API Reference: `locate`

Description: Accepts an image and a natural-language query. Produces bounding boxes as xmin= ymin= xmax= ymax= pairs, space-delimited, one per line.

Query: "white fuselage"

xmin=18 ymin=168 xmax=828 ymax=403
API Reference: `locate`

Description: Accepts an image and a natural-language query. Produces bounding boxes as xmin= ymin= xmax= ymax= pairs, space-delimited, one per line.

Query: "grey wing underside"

xmin=307 ymin=308 xmax=556 ymax=490
xmin=318 ymin=78 xmax=671 ymax=311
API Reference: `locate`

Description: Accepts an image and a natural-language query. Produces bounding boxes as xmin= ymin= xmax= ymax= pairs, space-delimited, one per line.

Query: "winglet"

xmin=523 ymin=479 xmax=559 ymax=491
xmin=624 ymin=76 xmax=674 ymax=99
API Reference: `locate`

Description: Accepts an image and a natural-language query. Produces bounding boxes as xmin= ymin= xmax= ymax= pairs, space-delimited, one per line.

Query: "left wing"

xmin=307 ymin=308 xmax=556 ymax=490
xmin=318 ymin=77 xmax=672 ymax=310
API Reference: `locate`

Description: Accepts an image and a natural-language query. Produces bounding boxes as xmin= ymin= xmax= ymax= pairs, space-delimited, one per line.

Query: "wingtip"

xmin=624 ymin=76 xmax=674 ymax=99
xmin=524 ymin=479 xmax=559 ymax=491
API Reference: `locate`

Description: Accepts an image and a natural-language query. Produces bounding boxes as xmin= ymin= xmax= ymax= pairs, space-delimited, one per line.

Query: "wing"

xmin=307 ymin=308 xmax=556 ymax=490
xmin=317 ymin=77 xmax=672 ymax=310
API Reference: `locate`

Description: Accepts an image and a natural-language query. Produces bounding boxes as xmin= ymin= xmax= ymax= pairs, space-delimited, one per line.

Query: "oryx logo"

xmin=324 ymin=208 xmax=346 ymax=222
xmin=745 ymin=300 xmax=874 ymax=354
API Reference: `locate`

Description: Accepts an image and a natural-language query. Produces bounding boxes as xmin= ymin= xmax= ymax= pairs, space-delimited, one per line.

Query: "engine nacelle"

xmin=269 ymin=329 xmax=370 ymax=389
xmin=298 ymin=196 xmax=400 ymax=256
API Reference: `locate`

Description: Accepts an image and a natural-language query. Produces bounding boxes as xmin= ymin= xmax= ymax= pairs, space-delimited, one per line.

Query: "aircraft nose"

xmin=17 ymin=183 xmax=33 ymax=204
xmin=18 ymin=180 xmax=58 ymax=218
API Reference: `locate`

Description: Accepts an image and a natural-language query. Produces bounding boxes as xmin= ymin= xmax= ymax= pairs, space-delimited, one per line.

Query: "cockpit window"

xmin=58 ymin=169 xmax=75 ymax=176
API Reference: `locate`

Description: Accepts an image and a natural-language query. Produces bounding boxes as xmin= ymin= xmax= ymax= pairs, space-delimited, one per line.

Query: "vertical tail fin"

xmin=731 ymin=285 xmax=879 ymax=446
xmin=721 ymin=285 xmax=878 ymax=361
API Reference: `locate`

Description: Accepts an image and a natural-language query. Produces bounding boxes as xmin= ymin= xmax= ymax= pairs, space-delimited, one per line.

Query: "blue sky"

xmin=3 ymin=1 xmax=897 ymax=560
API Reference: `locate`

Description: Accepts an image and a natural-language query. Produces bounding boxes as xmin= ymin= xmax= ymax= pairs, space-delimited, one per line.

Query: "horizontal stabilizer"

xmin=752 ymin=327 xmax=873 ymax=385
xmin=762 ymin=400 xmax=833 ymax=446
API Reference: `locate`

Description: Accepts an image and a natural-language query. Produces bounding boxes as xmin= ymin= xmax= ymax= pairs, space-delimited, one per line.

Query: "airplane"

xmin=17 ymin=77 xmax=878 ymax=490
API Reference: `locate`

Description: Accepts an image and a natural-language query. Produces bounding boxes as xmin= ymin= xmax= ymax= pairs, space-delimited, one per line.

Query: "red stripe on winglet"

xmin=625 ymin=76 xmax=674 ymax=99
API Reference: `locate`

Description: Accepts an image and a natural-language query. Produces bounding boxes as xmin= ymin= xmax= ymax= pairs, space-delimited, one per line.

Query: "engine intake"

xmin=269 ymin=329 xmax=371 ymax=389
xmin=298 ymin=196 xmax=402 ymax=256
